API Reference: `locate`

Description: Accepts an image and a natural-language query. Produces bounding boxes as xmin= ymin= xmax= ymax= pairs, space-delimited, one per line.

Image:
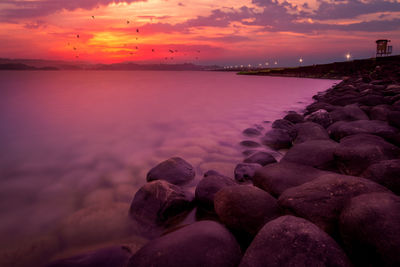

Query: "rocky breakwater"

xmin=47 ymin=59 xmax=400 ymax=267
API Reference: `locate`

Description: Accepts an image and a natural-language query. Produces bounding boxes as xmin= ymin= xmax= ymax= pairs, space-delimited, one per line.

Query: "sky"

xmin=0 ymin=0 xmax=399 ymax=66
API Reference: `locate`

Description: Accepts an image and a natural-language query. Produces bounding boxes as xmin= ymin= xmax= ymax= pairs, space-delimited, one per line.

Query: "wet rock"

xmin=253 ymin=162 xmax=330 ymax=197
xmin=241 ymin=149 xmax=257 ymax=156
xmin=271 ymin=119 xmax=297 ymax=138
xmin=234 ymin=163 xmax=262 ymax=183
xmin=46 ymin=246 xmax=132 ymax=267
xmin=214 ymin=185 xmax=280 ymax=236
xmin=293 ymin=122 xmax=330 ymax=144
xmin=283 ymin=111 xmax=304 ymax=123
xmin=362 ymin=159 xmax=400 ymax=195
xmin=281 ymin=140 xmax=339 ymax=171
xmin=305 ymin=102 xmax=337 ymax=115
xmin=146 ymin=157 xmax=195 ymax=185
xmin=129 ymin=180 xmax=193 ymax=225
xmin=243 ymin=128 xmax=262 ymax=136
xmin=334 ymin=134 xmax=400 ymax=176
xmin=128 ymin=221 xmax=241 ymax=267
xmin=387 ymin=111 xmax=400 ymax=128
xmin=369 ymin=104 xmax=392 ymax=121
xmin=240 ymin=140 xmax=261 ymax=148
xmin=327 ymin=120 xmax=398 ymax=141
xmin=195 ymin=173 xmax=236 ymax=209
xmin=261 ymin=129 xmax=292 ymax=150
xmin=305 ymin=109 xmax=333 ymax=128
xmin=278 ymin=173 xmax=388 ymax=236
xmin=339 ymin=193 xmax=400 ymax=266
xmin=358 ymin=94 xmax=387 ymax=106
xmin=203 ymin=170 xmax=220 ymax=177
xmin=329 ymin=94 xmax=359 ymax=106
xmin=239 ymin=216 xmax=352 ymax=267
xmin=329 ymin=104 xmax=369 ymax=122
xmin=243 ymin=151 xmax=277 ymax=166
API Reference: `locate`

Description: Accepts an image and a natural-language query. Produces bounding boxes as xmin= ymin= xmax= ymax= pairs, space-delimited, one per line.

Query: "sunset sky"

xmin=0 ymin=0 xmax=399 ymax=66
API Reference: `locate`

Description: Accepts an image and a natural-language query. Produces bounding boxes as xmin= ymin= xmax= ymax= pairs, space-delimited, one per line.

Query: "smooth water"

xmin=0 ymin=71 xmax=338 ymax=264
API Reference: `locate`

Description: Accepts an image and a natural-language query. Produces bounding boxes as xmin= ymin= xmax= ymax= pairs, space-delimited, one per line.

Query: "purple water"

xmin=0 ymin=71 xmax=339 ymax=264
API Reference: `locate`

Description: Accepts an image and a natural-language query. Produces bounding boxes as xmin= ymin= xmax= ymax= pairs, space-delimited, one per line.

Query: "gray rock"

xmin=234 ymin=163 xmax=262 ymax=183
xmin=239 ymin=216 xmax=352 ymax=267
xmin=388 ymin=111 xmax=400 ymax=128
xmin=147 ymin=157 xmax=195 ymax=185
xmin=358 ymin=94 xmax=387 ymax=106
xmin=271 ymin=119 xmax=297 ymax=138
xmin=362 ymin=159 xmax=400 ymax=195
xmin=283 ymin=111 xmax=304 ymax=123
xmin=253 ymin=162 xmax=330 ymax=197
xmin=334 ymin=134 xmax=400 ymax=176
xmin=278 ymin=173 xmax=388 ymax=236
xmin=214 ymin=185 xmax=280 ymax=236
xmin=305 ymin=102 xmax=337 ymax=115
xmin=305 ymin=109 xmax=333 ymax=128
xmin=329 ymin=104 xmax=369 ymax=122
xmin=240 ymin=140 xmax=261 ymax=148
xmin=129 ymin=180 xmax=193 ymax=225
xmin=369 ymin=105 xmax=392 ymax=121
xmin=243 ymin=151 xmax=277 ymax=166
xmin=243 ymin=128 xmax=262 ymax=136
xmin=261 ymin=129 xmax=292 ymax=150
xmin=293 ymin=122 xmax=330 ymax=144
xmin=340 ymin=193 xmax=400 ymax=266
xmin=127 ymin=221 xmax=241 ymax=267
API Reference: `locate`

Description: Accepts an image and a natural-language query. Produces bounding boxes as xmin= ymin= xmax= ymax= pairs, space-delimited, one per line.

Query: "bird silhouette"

xmin=73 ymin=47 xmax=77 ymax=50
xmin=152 ymin=49 xmax=155 ymax=52
xmin=169 ymin=49 xmax=174 ymax=53
xmin=92 ymin=16 xmax=95 ymax=19
xmin=127 ymin=20 xmax=130 ymax=24
xmin=77 ymin=34 xmax=80 ymax=38
xmin=136 ymin=29 xmax=139 ymax=33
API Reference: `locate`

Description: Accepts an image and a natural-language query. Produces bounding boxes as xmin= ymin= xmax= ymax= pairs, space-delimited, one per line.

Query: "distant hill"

xmin=0 ymin=63 xmax=59 ymax=70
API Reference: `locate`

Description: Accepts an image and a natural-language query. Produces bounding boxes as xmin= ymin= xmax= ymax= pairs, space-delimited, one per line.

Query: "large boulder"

xmin=214 ymin=185 xmax=280 ymax=236
xmin=305 ymin=109 xmax=333 ymax=128
xmin=271 ymin=119 xmax=297 ymax=138
xmin=339 ymin=193 xmax=400 ymax=266
xmin=369 ymin=105 xmax=392 ymax=121
xmin=146 ymin=157 xmax=195 ymax=185
xmin=240 ymin=140 xmax=261 ymax=148
xmin=281 ymin=140 xmax=339 ymax=171
xmin=283 ymin=111 xmax=304 ymax=123
xmin=242 ymin=128 xmax=262 ymax=136
xmin=129 ymin=180 xmax=193 ymax=225
xmin=327 ymin=120 xmax=398 ymax=141
xmin=195 ymin=172 xmax=236 ymax=209
xmin=387 ymin=111 xmax=400 ymax=128
xmin=127 ymin=221 xmax=241 ymax=267
xmin=253 ymin=162 xmax=330 ymax=197
xmin=278 ymin=173 xmax=388 ymax=236
xmin=334 ymin=134 xmax=400 ymax=176
xmin=243 ymin=151 xmax=277 ymax=166
xmin=293 ymin=122 xmax=330 ymax=144
xmin=361 ymin=159 xmax=400 ymax=195
xmin=305 ymin=102 xmax=337 ymax=115
xmin=357 ymin=94 xmax=388 ymax=106
xmin=239 ymin=216 xmax=352 ymax=267
xmin=234 ymin=163 xmax=262 ymax=183
xmin=46 ymin=246 xmax=133 ymax=267
xmin=261 ymin=129 xmax=292 ymax=150
xmin=329 ymin=104 xmax=369 ymax=122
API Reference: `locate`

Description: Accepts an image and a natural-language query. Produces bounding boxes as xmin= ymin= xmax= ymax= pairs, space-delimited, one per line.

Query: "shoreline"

xmin=46 ymin=56 xmax=400 ymax=266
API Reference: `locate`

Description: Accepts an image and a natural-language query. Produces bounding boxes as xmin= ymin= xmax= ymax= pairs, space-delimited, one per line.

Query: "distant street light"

xmin=265 ymin=62 xmax=269 ymax=66
xmin=274 ymin=61 xmax=277 ymax=65
xmin=346 ymin=53 xmax=351 ymax=61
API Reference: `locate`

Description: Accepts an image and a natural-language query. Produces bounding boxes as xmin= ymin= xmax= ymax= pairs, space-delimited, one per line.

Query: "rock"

xmin=387 ymin=111 xmax=400 ymax=128
xmin=305 ymin=102 xmax=337 ymax=115
xmin=243 ymin=128 xmax=262 ymax=136
xmin=339 ymin=193 xmax=400 ymax=266
xmin=203 ymin=170 xmax=220 ymax=177
xmin=127 ymin=221 xmax=241 ymax=267
xmin=278 ymin=173 xmax=388 ymax=236
xmin=369 ymin=104 xmax=392 ymax=121
xmin=358 ymin=94 xmax=387 ymax=106
xmin=243 ymin=151 xmax=277 ymax=166
xmin=281 ymin=140 xmax=339 ymax=171
xmin=46 ymin=246 xmax=133 ymax=267
xmin=305 ymin=109 xmax=333 ymax=128
xmin=271 ymin=119 xmax=297 ymax=138
xmin=253 ymin=162 xmax=330 ymax=197
xmin=334 ymin=134 xmax=400 ymax=176
xmin=293 ymin=122 xmax=330 ymax=144
xmin=327 ymin=120 xmax=398 ymax=141
xmin=129 ymin=180 xmax=193 ymax=225
xmin=240 ymin=140 xmax=261 ymax=148
xmin=242 ymin=149 xmax=257 ymax=156
xmin=362 ymin=159 xmax=400 ymax=195
xmin=261 ymin=129 xmax=292 ymax=150
xmin=195 ymin=173 xmax=236 ymax=209
xmin=239 ymin=216 xmax=352 ymax=267
xmin=283 ymin=111 xmax=304 ymax=123
xmin=214 ymin=185 xmax=280 ymax=236
xmin=329 ymin=94 xmax=359 ymax=106
xmin=329 ymin=104 xmax=369 ymax=122
xmin=146 ymin=157 xmax=195 ymax=185
xmin=234 ymin=163 xmax=262 ymax=183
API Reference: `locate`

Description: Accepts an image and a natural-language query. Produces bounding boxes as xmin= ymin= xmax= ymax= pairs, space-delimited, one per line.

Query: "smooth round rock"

xmin=243 ymin=151 xmax=277 ymax=166
xmin=234 ymin=163 xmax=262 ymax=183
xmin=146 ymin=157 xmax=195 ymax=185
xmin=388 ymin=111 xmax=400 ymax=128
xmin=305 ymin=109 xmax=333 ymax=128
xmin=239 ymin=216 xmax=352 ymax=267
xmin=271 ymin=119 xmax=297 ymax=138
xmin=293 ymin=122 xmax=330 ymax=144
xmin=240 ymin=140 xmax=261 ymax=148
xmin=127 ymin=221 xmax=241 ymax=267
xmin=253 ymin=162 xmax=330 ymax=197
xmin=261 ymin=129 xmax=292 ymax=150
xmin=281 ymin=140 xmax=339 ymax=171
xmin=305 ymin=102 xmax=337 ymax=115
xmin=361 ymin=159 xmax=400 ymax=195
xmin=370 ymin=105 xmax=392 ymax=121
xmin=329 ymin=104 xmax=369 ymax=122
xmin=340 ymin=193 xmax=400 ymax=266
xmin=129 ymin=180 xmax=193 ymax=225
xmin=243 ymin=128 xmax=262 ymax=136
xmin=278 ymin=173 xmax=388 ymax=236
xmin=214 ymin=185 xmax=280 ymax=236
xmin=334 ymin=134 xmax=400 ymax=176
xmin=283 ymin=112 xmax=304 ymax=123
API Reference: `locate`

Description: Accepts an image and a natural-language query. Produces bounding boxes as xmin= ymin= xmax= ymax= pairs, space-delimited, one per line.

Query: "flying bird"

xmin=169 ymin=49 xmax=174 ymax=53
xmin=127 ymin=20 xmax=130 ymax=24
xmin=77 ymin=34 xmax=80 ymax=38
xmin=136 ymin=29 xmax=139 ymax=33
xmin=135 ymin=46 xmax=138 ymax=49
xmin=92 ymin=16 xmax=95 ymax=19
xmin=152 ymin=49 xmax=155 ymax=52
xmin=73 ymin=47 xmax=77 ymax=50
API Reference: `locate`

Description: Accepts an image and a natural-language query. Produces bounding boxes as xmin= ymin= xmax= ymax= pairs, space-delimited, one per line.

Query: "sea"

xmin=0 ymin=70 xmax=339 ymax=265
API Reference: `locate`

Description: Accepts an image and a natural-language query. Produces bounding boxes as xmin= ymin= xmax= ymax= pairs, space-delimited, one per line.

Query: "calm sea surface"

xmin=0 ymin=71 xmax=339 ymax=264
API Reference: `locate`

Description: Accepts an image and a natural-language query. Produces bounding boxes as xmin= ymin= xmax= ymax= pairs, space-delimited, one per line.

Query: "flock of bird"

xmin=69 ymin=16 xmax=201 ymax=61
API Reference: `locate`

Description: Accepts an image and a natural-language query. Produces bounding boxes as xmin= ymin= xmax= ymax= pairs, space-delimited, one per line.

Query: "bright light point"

xmin=299 ymin=58 xmax=303 ymax=63
xmin=265 ymin=62 xmax=269 ymax=66
xmin=274 ymin=61 xmax=277 ymax=65
xmin=346 ymin=53 xmax=351 ymax=60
